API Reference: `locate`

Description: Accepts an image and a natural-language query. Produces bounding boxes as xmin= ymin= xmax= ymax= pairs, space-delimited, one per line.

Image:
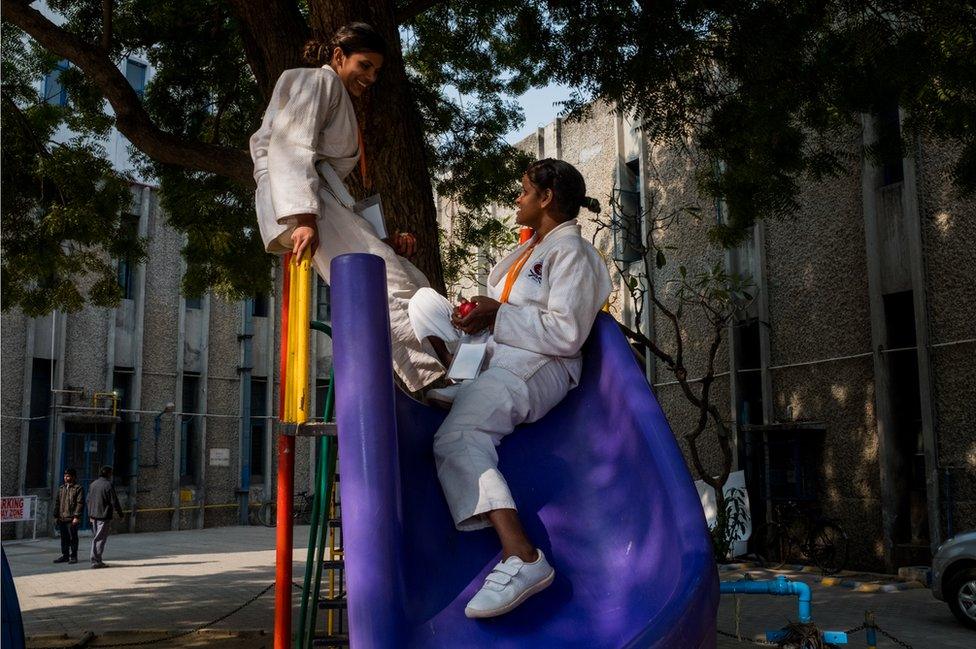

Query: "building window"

xmin=112 ymin=368 xmax=134 ymax=486
xmin=734 ymin=319 xmax=763 ymax=426
xmin=117 ymin=260 xmax=133 ymax=300
xmin=876 ymin=104 xmax=904 ymax=187
xmin=249 ymin=377 xmax=268 ymax=482
xmin=251 ymin=293 xmax=269 ymax=318
xmin=117 ymin=215 xmax=139 ymax=299
xmin=316 ymin=278 xmax=331 ymax=323
xmin=125 ymin=58 xmax=147 ymax=98
xmin=25 ymin=359 xmax=53 ymax=489
xmin=612 ymin=159 xmax=643 ymax=264
xmin=180 ymin=373 xmax=200 ymax=486
xmin=882 ymin=290 xmax=926 ymax=544
xmin=43 ymin=60 xmax=69 ymax=106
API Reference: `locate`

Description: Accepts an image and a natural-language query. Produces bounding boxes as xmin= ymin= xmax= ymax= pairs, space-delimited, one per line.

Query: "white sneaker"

xmin=464 ymin=550 xmax=555 ymax=618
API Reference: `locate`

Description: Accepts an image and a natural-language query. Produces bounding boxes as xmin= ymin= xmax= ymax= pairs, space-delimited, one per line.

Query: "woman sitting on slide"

xmin=408 ymin=159 xmax=612 ymax=618
xmin=249 ymin=22 xmax=442 ymax=392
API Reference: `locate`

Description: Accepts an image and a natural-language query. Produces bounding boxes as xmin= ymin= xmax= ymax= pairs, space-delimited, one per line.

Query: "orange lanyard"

xmin=499 ymin=244 xmax=537 ymax=304
xmin=357 ymin=128 xmax=371 ymax=190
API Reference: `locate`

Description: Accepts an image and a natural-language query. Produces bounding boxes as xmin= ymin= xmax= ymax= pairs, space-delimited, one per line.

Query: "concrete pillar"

xmin=197 ymin=292 xmax=211 ymax=529
xmin=17 ymin=318 xmax=36 ymax=538
xmin=901 ymin=118 xmax=941 ymax=550
xmin=171 ymin=256 xmax=187 ymax=531
xmin=128 ymin=186 xmax=151 ymax=533
xmin=860 ymin=114 xmax=899 ymax=570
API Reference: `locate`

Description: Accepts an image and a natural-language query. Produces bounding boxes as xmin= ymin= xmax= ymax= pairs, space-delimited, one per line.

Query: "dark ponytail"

xmin=302 ymin=22 xmax=388 ymax=67
xmin=525 ymin=158 xmax=601 ymax=221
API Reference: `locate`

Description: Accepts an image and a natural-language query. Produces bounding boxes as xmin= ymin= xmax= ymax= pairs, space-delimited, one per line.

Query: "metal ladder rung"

xmin=312 ymin=633 xmax=349 ymax=647
xmin=280 ymin=421 xmax=338 ymax=437
xmin=317 ymin=596 xmax=347 ymax=610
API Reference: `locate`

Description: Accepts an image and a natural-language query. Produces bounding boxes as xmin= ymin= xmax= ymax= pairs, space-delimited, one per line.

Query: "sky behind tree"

xmin=505 ymin=83 xmax=574 ymax=144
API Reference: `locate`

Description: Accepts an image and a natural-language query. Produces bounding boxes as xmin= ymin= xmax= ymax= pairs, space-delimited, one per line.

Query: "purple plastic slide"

xmin=330 ymin=253 xmax=718 ymax=648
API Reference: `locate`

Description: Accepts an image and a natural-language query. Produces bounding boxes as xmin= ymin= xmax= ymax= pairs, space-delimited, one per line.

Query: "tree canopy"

xmin=3 ymin=0 xmax=973 ymax=315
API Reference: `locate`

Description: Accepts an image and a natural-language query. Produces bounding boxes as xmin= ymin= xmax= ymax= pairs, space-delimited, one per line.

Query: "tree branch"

xmin=617 ymin=319 xmax=676 ymax=369
xmin=101 ymin=0 xmax=112 ymax=51
xmin=4 ymin=0 xmax=254 ymax=186
xmin=396 ymin=0 xmax=446 ymax=24
xmin=224 ymin=0 xmax=309 ymax=100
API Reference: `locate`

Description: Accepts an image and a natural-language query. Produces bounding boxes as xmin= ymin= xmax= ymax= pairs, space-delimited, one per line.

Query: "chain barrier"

xmin=717 ymin=628 xmax=777 ymax=646
xmin=876 ymin=626 xmax=916 ymax=649
xmin=49 ymin=582 xmax=275 ymax=648
xmin=718 ymin=618 xmax=916 ymax=648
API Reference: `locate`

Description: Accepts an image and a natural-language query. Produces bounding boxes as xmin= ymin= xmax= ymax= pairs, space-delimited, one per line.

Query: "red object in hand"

xmin=458 ymin=300 xmax=475 ymax=318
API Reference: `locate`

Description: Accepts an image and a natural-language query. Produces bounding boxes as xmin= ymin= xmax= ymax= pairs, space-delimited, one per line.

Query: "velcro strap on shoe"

xmin=493 ymin=561 xmax=521 ymax=577
xmin=485 ymin=572 xmax=512 ymax=586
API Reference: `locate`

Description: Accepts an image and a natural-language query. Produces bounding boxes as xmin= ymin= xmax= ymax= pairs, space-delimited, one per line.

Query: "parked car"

xmin=932 ymin=528 xmax=976 ymax=629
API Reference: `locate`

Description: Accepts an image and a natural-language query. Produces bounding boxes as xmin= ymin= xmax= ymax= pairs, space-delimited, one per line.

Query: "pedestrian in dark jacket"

xmin=53 ymin=468 xmax=83 ymax=564
xmin=86 ymin=466 xmax=124 ymax=568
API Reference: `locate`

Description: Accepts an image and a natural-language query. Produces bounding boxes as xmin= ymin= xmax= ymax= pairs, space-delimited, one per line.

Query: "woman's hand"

xmin=291 ymin=214 xmax=318 ymax=260
xmin=452 ymin=295 xmax=502 ymax=334
xmin=388 ymin=231 xmax=417 ymax=258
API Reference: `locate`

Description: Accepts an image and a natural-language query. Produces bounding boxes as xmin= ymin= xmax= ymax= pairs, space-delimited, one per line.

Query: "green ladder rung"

xmin=312 ymin=634 xmax=349 ymax=647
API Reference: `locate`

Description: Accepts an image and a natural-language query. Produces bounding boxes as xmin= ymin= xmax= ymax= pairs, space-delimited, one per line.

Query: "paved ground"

xmin=716 ymin=565 xmax=973 ymax=648
xmin=6 ymin=525 xmax=310 ymax=642
xmin=6 ymin=526 xmax=973 ymax=647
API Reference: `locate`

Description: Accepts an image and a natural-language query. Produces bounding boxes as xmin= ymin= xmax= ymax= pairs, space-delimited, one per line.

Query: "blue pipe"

xmin=720 ymin=575 xmax=812 ymax=623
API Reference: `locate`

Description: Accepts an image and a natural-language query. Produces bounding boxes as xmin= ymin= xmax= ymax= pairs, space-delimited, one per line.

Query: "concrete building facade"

xmin=1 ymin=181 xmax=333 ymax=539
xmin=455 ymin=106 xmax=974 ymax=572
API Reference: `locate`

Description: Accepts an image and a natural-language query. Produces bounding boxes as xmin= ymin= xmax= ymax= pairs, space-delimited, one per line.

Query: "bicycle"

xmin=258 ymin=490 xmax=314 ymax=527
xmin=753 ymin=500 xmax=849 ymax=575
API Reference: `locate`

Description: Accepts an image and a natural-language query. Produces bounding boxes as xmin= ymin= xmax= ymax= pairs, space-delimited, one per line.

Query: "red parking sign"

xmin=1 ymin=497 xmax=27 ymax=522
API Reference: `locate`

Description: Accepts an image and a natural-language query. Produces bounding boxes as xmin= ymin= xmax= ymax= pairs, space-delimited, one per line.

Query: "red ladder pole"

xmin=275 ymin=254 xmax=294 ymax=649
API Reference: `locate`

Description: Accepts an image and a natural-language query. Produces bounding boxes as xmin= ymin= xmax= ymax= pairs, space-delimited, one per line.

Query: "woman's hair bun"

xmin=581 ymin=196 xmax=601 ymax=213
xmin=303 ymin=23 xmax=388 ymax=67
xmin=302 ymin=39 xmax=330 ymax=66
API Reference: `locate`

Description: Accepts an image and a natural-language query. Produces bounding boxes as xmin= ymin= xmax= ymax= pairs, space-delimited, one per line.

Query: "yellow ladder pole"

xmin=293 ymin=253 xmax=312 ymax=422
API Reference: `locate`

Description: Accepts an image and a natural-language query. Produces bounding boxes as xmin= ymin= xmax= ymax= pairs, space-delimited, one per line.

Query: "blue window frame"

xmin=125 ymin=59 xmax=147 ymax=98
xmin=43 ymin=60 xmax=70 ymax=106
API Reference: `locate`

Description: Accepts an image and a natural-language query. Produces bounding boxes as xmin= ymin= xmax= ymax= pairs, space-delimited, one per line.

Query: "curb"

xmin=720 ymin=562 xmax=928 ymax=594
xmin=819 ymin=576 xmax=926 ymax=593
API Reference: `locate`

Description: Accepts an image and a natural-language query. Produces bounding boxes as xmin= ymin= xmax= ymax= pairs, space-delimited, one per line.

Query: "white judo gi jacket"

xmin=249 ymin=65 xmax=443 ymax=392
xmin=485 ymin=219 xmax=612 ymax=384
xmin=411 ymin=219 xmax=611 ymax=530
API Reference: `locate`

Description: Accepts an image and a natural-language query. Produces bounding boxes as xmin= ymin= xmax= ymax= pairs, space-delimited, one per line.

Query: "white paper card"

xmin=353 ymin=194 xmax=388 ymax=239
xmin=209 ymin=448 xmax=230 ymax=467
xmin=447 ymin=342 xmax=488 ymax=380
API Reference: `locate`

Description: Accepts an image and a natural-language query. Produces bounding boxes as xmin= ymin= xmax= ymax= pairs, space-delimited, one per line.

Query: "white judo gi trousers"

xmin=408 ymin=287 xmax=571 ymax=531
xmin=256 ymin=175 xmax=444 ymax=393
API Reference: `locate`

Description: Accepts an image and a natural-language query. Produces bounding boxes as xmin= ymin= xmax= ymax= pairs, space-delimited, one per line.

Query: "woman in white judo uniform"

xmin=249 ymin=22 xmax=443 ymax=392
xmin=408 ymin=159 xmax=612 ymax=618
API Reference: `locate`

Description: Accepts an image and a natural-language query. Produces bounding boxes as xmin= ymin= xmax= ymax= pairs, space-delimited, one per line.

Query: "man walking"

xmin=86 ymin=466 xmax=124 ymax=569
xmin=52 ymin=468 xmax=83 ymax=564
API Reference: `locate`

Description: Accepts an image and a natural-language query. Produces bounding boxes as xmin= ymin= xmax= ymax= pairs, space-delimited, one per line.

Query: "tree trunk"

xmin=308 ymin=0 xmax=445 ymax=292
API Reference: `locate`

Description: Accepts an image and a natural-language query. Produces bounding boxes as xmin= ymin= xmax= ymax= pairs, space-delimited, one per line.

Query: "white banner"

xmin=1 ymin=495 xmax=36 ymax=522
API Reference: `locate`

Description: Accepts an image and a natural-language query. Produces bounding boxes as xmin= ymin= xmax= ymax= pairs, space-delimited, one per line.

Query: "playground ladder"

xmin=296 ymin=321 xmax=349 ymax=648
xmin=276 ymin=252 xmax=348 ymax=649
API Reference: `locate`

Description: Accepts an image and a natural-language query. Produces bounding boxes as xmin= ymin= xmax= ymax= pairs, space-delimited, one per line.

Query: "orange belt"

xmin=499 ymin=244 xmax=536 ymax=304
xmin=357 ymin=128 xmax=371 ymax=190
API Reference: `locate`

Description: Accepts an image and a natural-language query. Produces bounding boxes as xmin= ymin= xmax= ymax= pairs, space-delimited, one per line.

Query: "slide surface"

xmin=330 ymin=254 xmax=718 ymax=648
